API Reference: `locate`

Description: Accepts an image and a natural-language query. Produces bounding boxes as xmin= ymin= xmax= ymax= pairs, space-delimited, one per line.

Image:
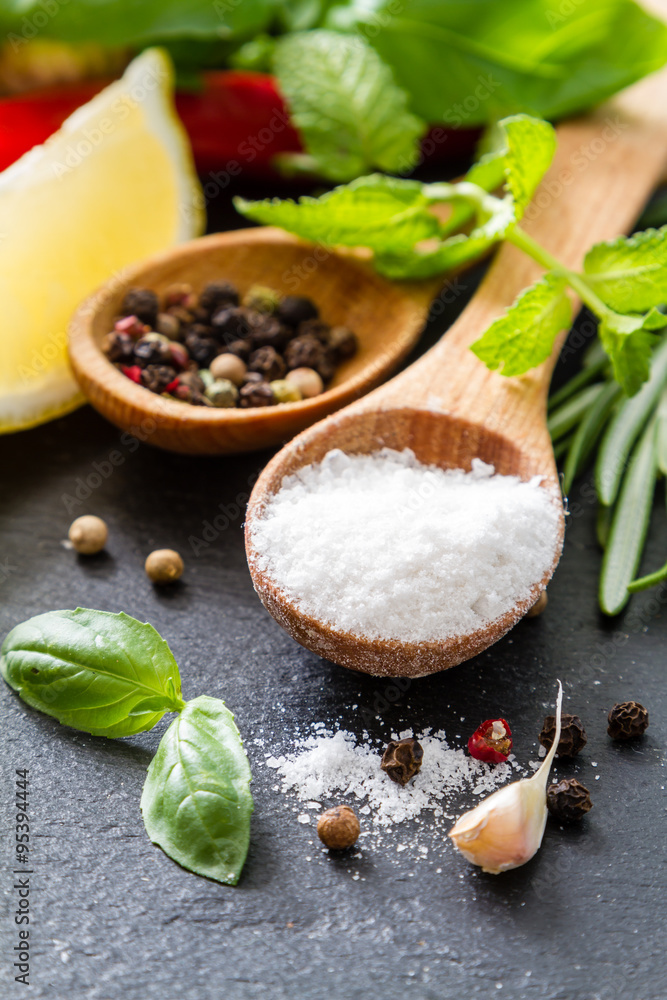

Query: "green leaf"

xmin=0 ymin=0 xmax=278 ymax=45
xmin=599 ymin=418 xmax=658 ymax=615
xmin=583 ymin=227 xmax=667 ymax=313
xmin=499 ymin=115 xmax=556 ymax=220
xmin=141 ymin=695 xmax=253 ymax=886
xmin=471 ymin=275 xmax=572 ymax=376
xmin=597 ymin=309 xmax=665 ymax=396
xmin=273 ymin=30 xmax=425 ymax=181
xmin=328 ymin=0 xmax=667 ymax=125
xmin=595 ymin=336 xmax=667 ymax=505
xmin=373 ymin=230 xmax=496 ymax=280
xmin=236 ymin=174 xmax=441 ymax=253
xmin=0 ymin=609 xmax=184 ymax=737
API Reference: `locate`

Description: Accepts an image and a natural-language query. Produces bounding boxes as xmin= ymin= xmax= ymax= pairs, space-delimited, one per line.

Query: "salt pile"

xmin=265 ymin=728 xmax=528 ymax=828
xmin=251 ymin=448 xmax=561 ymax=642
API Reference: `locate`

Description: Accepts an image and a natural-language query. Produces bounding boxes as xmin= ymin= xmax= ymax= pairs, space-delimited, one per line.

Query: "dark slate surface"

xmin=1 ymin=186 xmax=666 ymax=1000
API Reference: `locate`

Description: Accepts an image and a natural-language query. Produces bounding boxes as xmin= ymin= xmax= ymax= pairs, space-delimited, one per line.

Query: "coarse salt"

xmin=251 ymin=448 xmax=560 ymax=642
xmin=266 ymin=729 xmax=525 ymax=828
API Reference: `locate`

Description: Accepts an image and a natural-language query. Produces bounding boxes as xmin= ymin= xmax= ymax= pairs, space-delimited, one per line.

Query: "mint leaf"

xmin=273 ymin=30 xmax=425 ymax=181
xmin=0 ymin=609 xmax=184 ymax=737
xmin=499 ymin=115 xmax=556 ymax=220
xmin=141 ymin=695 xmax=253 ymax=886
xmin=236 ymin=174 xmax=442 ymax=253
xmin=583 ymin=227 xmax=667 ymax=313
xmin=471 ymin=275 xmax=572 ymax=376
xmin=374 ymin=231 xmax=496 ymax=280
xmin=330 ymin=0 xmax=667 ymax=125
xmin=598 ymin=309 xmax=666 ymax=395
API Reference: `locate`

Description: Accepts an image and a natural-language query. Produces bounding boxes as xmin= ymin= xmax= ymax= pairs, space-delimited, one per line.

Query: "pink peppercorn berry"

xmin=468 ymin=718 xmax=513 ymax=763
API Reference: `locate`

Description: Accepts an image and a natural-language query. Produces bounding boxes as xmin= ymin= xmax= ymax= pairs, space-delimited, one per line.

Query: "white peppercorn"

xmin=285 ymin=367 xmax=324 ymax=399
xmin=68 ymin=515 xmax=108 ymax=555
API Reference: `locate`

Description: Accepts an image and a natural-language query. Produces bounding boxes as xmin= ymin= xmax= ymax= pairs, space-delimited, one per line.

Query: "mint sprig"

xmin=1 ymin=609 xmax=253 ymax=886
xmin=236 ymin=113 xmax=667 ymax=398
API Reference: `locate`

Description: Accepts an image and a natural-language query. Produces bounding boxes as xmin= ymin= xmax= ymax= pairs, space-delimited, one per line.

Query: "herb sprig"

xmin=236 ymin=113 xmax=667 ymax=398
xmin=1 ymin=609 xmax=253 ymax=885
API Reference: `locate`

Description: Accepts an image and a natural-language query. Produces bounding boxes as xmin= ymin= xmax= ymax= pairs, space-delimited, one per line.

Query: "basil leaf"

xmin=236 ymin=174 xmax=441 ymax=253
xmin=0 ymin=609 xmax=184 ymax=737
xmin=471 ymin=274 xmax=572 ymax=376
xmin=141 ymin=695 xmax=253 ymax=886
xmin=329 ymin=0 xmax=667 ymax=125
xmin=0 ymin=0 xmax=277 ymax=46
xmin=273 ymin=30 xmax=425 ymax=181
xmin=584 ymin=227 xmax=667 ymax=313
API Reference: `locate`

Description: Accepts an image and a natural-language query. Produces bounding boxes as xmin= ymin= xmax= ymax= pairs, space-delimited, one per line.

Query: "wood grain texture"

xmin=67 ymin=228 xmax=434 ymax=455
xmin=246 ymin=69 xmax=667 ymax=677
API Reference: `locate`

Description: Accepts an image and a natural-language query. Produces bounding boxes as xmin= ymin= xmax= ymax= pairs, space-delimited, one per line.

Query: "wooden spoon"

xmin=67 ymin=229 xmax=436 ymax=456
xmin=245 ymin=70 xmax=667 ymax=677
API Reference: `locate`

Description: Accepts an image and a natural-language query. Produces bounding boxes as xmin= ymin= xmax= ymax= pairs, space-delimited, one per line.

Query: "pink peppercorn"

xmin=468 ymin=718 xmax=513 ymax=763
xmin=121 ymin=365 xmax=143 ymax=384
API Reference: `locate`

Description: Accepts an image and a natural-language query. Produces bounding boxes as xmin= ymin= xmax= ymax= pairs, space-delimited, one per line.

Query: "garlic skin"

xmin=449 ymin=681 xmax=563 ymax=874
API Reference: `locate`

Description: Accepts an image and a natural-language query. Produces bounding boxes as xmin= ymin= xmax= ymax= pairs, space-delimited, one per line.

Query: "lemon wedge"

xmin=0 ymin=48 xmax=203 ymax=434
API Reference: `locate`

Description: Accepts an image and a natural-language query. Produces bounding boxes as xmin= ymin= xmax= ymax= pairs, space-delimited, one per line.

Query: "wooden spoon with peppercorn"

xmin=245 ymin=74 xmax=667 ymax=676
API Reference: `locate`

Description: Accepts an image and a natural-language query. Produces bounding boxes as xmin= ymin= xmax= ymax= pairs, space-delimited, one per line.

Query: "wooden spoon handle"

xmin=351 ymin=70 xmax=667 ymax=458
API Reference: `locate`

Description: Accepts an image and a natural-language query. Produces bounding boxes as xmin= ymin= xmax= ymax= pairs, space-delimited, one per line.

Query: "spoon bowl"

xmin=245 ymin=405 xmax=561 ymax=676
xmin=67 ymin=228 xmax=434 ymax=455
xmin=246 ymin=83 xmax=667 ymax=675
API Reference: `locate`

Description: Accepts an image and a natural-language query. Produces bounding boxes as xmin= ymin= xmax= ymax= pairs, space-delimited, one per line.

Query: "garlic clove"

xmin=448 ymin=680 xmax=563 ymax=874
xmin=449 ymin=775 xmax=548 ymax=874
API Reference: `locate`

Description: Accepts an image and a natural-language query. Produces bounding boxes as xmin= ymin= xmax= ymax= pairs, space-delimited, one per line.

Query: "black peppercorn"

xmin=546 ymin=778 xmax=592 ymax=822
xmin=141 ymin=365 xmax=178 ymax=393
xmin=277 ymin=295 xmax=319 ymax=327
xmin=380 ymin=737 xmax=424 ymax=786
xmin=120 ymin=287 xmax=159 ymax=327
xmin=284 ymin=333 xmax=325 ymax=372
xmin=199 ymin=280 xmax=239 ymax=317
xmin=607 ymin=701 xmax=649 ymax=740
xmin=222 ymin=338 xmax=252 ymax=361
xmin=327 ymin=325 xmax=359 ymax=359
xmin=239 ymin=380 xmax=275 ymax=407
xmin=133 ymin=333 xmax=173 ymax=367
xmin=248 ymin=346 xmax=286 ymax=381
xmin=298 ymin=318 xmax=331 ymax=344
xmin=248 ymin=314 xmax=293 ymax=350
xmin=316 ymin=351 xmax=338 ymax=384
xmin=184 ymin=326 xmax=220 ymax=367
xmin=539 ymin=714 xmax=587 ymax=757
xmin=210 ymin=305 xmax=251 ymax=343
xmin=102 ymin=331 xmax=134 ymax=363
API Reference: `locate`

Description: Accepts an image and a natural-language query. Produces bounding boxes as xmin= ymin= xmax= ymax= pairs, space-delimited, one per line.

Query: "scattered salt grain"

xmin=267 ymin=728 xmax=524 ymax=829
xmin=250 ymin=448 xmax=560 ymax=642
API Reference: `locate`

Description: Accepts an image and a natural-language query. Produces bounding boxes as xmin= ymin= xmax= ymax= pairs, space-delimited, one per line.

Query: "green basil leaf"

xmin=273 ymin=30 xmax=425 ymax=181
xmin=584 ymin=227 xmax=667 ymax=313
xmin=328 ymin=0 xmax=667 ymax=125
xmin=0 ymin=609 xmax=184 ymax=737
xmin=471 ymin=274 xmax=572 ymax=376
xmin=0 ymin=0 xmax=277 ymax=46
xmin=141 ymin=695 xmax=253 ymax=886
xmin=236 ymin=174 xmax=441 ymax=253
